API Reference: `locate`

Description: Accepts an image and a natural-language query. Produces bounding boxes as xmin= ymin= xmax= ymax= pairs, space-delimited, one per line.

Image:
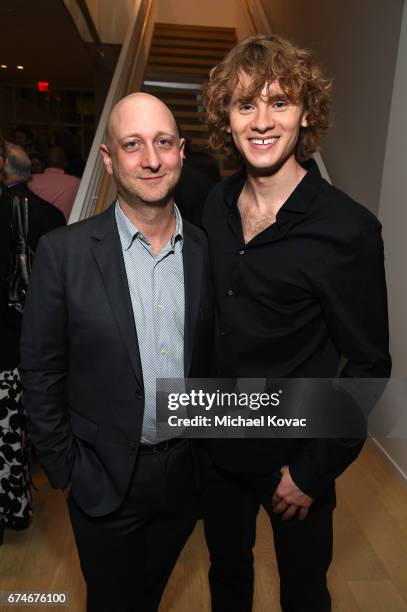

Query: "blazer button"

xmin=136 ymin=390 xmax=143 ymax=400
xmin=128 ymin=440 xmax=136 ymax=451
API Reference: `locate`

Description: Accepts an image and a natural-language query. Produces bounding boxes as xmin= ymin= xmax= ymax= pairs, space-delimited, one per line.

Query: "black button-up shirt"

xmin=202 ymin=162 xmax=391 ymax=497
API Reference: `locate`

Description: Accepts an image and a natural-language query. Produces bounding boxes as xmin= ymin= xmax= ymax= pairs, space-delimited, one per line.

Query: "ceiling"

xmin=0 ymin=0 xmax=95 ymax=87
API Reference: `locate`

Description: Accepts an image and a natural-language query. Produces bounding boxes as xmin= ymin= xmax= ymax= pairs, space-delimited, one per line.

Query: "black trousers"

xmin=201 ymin=449 xmax=334 ymax=612
xmin=68 ymin=440 xmax=199 ymax=612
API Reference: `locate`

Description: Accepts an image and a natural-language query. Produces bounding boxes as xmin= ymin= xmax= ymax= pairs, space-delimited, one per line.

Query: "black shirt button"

xmin=220 ymin=330 xmax=226 ymax=336
xmin=136 ymin=390 xmax=143 ymax=400
xmin=227 ymin=289 xmax=234 ymax=296
xmin=128 ymin=440 xmax=136 ymax=450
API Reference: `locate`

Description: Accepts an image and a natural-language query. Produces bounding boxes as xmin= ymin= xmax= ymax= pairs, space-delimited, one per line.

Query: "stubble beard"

xmin=116 ymin=164 xmax=182 ymax=209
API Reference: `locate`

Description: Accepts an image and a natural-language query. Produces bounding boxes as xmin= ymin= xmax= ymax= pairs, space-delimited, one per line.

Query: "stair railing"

xmin=69 ymin=0 xmax=156 ymax=223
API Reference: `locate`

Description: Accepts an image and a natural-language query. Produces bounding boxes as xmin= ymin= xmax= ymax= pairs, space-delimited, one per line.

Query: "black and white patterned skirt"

xmin=0 ymin=368 xmax=32 ymax=529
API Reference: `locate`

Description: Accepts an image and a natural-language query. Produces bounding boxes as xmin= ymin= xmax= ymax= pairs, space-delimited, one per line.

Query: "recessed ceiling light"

xmin=17 ymin=65 xmax=24 ymax=70
xmin=1 ymin=64 xmax=7 ymax=69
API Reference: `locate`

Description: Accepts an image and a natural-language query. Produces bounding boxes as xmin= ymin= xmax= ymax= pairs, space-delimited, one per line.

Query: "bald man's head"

xmin=106 ymin=93 xmax=179 ymax=147
xmin=100 ymin=92 xmax=185 ymax=208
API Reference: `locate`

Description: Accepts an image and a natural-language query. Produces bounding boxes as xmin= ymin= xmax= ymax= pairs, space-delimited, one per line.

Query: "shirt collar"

xmin=115 ymin=200 xmax=183 ymax=252
xmin=224 ymin=158 xmax=323 ymax=215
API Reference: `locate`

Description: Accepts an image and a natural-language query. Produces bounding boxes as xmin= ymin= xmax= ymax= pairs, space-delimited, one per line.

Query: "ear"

xmin=100 ymin=144 xmax=113 ymax=176
xmin=301 ymin=113 xmax=309 ymax=128
xmin=179 ymin=137 xmax=186 ymax=160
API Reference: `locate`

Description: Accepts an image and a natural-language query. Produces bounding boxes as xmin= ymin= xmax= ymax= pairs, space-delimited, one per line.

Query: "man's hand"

xmin=272 ymin=465 xmax=314 ymax=520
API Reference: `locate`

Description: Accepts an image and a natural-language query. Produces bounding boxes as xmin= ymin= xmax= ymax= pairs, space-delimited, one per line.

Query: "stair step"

xmin=179 ymin=123 xmax=208 ymax=132
xmin=151 ymin=37 xmax=234 ymax=51
xmin=146 ymin=76 xmax=207 ymax=89
xmin=172 ymin=110 xmax=205 ymax=119
xmin=150 ymin=46 xmax=228 ymax=59
xmin=154 ymin=27 xmax=236 ymax=42
xmin=147 ymin=64 xmax=210 ymax=75
xmin=142 ymin=84 xmax=203 ymax=96
xmin=155 ymin=22 xmax=235 ymax=34
xmin=144 ymin=79 xmax=206 ymax=88
xmin=149 ymin=55 xmax=217 ymax=67
xmin=188 ymin=137 xmax=211 ymax=146
xmin=154 ymin=96 xmax=202 ymax=106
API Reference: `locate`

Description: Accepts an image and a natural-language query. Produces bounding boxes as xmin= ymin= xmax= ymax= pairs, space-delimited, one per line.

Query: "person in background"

xmin=201 ymin=35 xmax=391 ymax=612
xmin=0 ymin=134 xmax=65 ymax=545
xmin=30 ymin=152 xmax=46 ymax=175
xmin=2 ymin=143 xmax=65 ymax=229
xmin=29 ymin=146 xmax=81 ymax=222
xmin=53 ymin=128 xmax=85 ymax=178
xmin=174 ymin=139 xmax=221 ymax=227
xmin=11 ymin=125 xmax=35 ymax=156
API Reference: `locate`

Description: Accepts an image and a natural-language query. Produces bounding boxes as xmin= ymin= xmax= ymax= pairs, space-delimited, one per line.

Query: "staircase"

xmin=142 ymin=22 xmax=238 ymax=176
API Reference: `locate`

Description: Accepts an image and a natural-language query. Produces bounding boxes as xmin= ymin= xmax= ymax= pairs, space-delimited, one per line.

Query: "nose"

xmin=250 ymin=104 xmax=275 ymax=133
xmin=140 ymin=142 xmax=161 ymax=171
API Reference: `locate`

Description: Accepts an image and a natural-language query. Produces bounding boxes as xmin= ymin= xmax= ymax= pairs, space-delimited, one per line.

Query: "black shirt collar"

xmin=224 ymin=158 xmax=323 ymax=216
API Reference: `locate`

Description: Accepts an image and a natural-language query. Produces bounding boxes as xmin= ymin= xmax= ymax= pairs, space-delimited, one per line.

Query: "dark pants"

xmin=68 ymin=439 xmax=198 ymax=612
xmin=202 ymin=449 xmax=334 ymax=612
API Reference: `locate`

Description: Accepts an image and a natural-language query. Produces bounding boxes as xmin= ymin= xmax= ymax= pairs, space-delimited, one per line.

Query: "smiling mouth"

xmin=249 ymin=137 xmax=279 ymax=145
xmin=139 ymin=175 xmax=165 ymax=181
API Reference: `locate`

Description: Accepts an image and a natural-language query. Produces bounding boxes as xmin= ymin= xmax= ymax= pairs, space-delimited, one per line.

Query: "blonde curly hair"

xmin=203 ymin=34 xmax=332 ymax=162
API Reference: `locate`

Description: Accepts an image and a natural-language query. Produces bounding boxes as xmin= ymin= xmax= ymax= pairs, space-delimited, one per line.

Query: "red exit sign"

xmin=37 ymin=81 xmax=49 ymax=92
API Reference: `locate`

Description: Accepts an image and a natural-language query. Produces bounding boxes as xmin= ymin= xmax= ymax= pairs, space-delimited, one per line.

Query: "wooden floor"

xmin=1 ymin=440 xmax=406 ymax=611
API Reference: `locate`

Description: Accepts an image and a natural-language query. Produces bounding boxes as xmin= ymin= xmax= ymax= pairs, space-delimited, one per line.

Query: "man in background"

xmin=29 ymin=146 xmax=81 ymax=221
xmin=2 ymin=142 xmax=65 ymax=229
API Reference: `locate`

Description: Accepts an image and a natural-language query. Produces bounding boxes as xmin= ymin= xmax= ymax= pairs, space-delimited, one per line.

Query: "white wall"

xmin=376 ymin=0 xmax=407 ymax=477
xmin=259 ymin=0 xmax=404 ymax=215
xmin=157 ymin=0 xmax=238 ymax=28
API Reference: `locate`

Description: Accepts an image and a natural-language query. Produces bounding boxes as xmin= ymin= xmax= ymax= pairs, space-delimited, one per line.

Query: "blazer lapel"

xmin=183 ymin=229 xmax=202 ymax=376
xmin=90 ymin=205 xmax=144 ymax=388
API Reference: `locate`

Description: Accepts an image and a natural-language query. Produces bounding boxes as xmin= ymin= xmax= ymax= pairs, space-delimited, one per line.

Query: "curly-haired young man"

xmin=201 ymin=35 xmax=391 ymax=612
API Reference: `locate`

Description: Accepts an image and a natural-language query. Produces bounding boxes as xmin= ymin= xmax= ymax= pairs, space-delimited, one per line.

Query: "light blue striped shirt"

xmin=115 ymin=201 xmax=185 ymax=443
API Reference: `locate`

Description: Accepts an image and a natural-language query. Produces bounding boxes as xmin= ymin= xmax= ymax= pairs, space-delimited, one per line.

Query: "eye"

xmin=239 ymin=104 xmax=255 ymax=114
xmin=124 ymin=140 xmax=141 ymax=151
xmin=272 ymin=100 xmax=288 ymax=110
xmin=155 ymin=137 xmax=176 ymax=149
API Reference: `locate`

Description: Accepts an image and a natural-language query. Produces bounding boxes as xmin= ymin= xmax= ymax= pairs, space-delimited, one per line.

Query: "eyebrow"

xmin=120 ymin=131 xmax=178 ymax=141
xmin=232 ymin=91 xmax=290 ymax=106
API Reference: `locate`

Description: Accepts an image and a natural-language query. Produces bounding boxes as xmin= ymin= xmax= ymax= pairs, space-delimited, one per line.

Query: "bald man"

xmin=20 ymin=93 xmax=213 ymax=611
